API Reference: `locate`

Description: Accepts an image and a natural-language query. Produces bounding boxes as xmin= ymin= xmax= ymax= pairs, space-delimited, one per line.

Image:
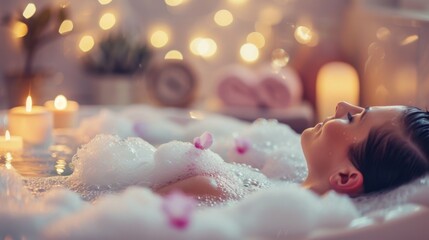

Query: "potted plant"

xmin=84 ymin=32 xmax=153 ymax=105
xmin=2 ymin=4 xmax=72 ymax=107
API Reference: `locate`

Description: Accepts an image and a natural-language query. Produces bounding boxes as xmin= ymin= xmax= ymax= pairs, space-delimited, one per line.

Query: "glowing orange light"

xmin=54 ymin=95 xmax=68 ymax=110
xmin=23 ymin=3 xmax=36 ymax=19
xmin=12 ymin=21 xmax=28 ymax=38
xmin=5 ymin=130 xmax=11 ymax=141
xmin=165 ymin=50 xmax=183 ymax=60
xmin=25 ymin=96 xmax=32 ymax=112
xmin=240 ymin=43 xmax=259 ymax=62
xmin=79 ymin=35 xmax=95 ymax=52
xmin=59 ymin=20 xmax=73 ymax=34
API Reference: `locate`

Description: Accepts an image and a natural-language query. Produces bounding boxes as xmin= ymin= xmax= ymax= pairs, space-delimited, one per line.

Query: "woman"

xmin=157 ymin=102 xmax=429 ymax=197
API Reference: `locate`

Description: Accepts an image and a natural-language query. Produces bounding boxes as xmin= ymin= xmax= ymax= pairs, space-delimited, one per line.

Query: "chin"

xmin=300 ymin=129 xmax=311 ymax=157
xmin=301 ymin=126 xmax=315 ymax=142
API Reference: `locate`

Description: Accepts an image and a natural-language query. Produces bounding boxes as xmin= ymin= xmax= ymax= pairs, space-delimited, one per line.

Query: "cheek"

xmin=323 ymin=122 xmax=368 ymax=145
xmin=300 ymin=128 xmax=318 ymax=151
xmin=321 ymin=122 xmax=348 ymax=143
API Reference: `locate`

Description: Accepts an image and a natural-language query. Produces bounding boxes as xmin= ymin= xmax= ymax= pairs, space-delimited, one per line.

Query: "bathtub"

xmin=1 ymin=104 xmax=429 ymax=240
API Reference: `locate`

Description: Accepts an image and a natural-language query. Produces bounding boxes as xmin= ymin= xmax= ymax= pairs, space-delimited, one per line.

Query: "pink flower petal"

xmin=193 ymin=137 xmax=203 ymax=149
xmin=235 ymin=138 xmax=250 ymax=154
xmin=193 ymin=131 xmax=213 ymax=150
xmin=161 ymin=191 xmax=197 ymax=230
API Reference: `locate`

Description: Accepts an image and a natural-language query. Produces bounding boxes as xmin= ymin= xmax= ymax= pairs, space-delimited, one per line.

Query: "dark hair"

xmin=349 ymin=107 xmax=429 ymax=194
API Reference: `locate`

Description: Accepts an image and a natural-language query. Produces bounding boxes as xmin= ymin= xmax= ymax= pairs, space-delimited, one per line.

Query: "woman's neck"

xmin=301 ymin=177 xmax=329 ymax=195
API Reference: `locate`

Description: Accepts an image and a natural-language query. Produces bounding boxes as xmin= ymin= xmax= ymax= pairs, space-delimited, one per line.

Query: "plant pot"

xmin=92 ymin=75 xmax=137 ymax=105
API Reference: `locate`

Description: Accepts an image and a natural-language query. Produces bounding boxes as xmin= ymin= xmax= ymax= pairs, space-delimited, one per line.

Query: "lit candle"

xmin=8 ymin=96 xmax=53 ymax=148
xmin=0 ymin=130 xmax=23 ymax=152
xmin=44 ymin=95 xmax=79 ymax=128
xmin=316 ymin=62 xmax=360 ymax=121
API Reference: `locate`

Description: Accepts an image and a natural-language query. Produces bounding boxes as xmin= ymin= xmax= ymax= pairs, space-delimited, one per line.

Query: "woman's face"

xmin=301 ymin=102 xmax=406 ymax=179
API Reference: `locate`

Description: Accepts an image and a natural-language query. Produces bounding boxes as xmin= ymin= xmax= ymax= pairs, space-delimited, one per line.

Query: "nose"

xmin=334 ymin=101 xmax=364 ymax=118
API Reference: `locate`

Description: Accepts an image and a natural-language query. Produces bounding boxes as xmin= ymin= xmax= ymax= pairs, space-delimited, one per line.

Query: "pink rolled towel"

xmin=217 ymin=66 xmax=260 ymax=108
xmin=257 ymin=66 xmax=303 ymax=108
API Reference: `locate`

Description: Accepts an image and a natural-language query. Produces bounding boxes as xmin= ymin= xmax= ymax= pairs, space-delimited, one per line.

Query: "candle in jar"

xmin=0 ymin=130 xmax=23 ymax=152
xmin=8 ymin=96 xmax=53 ymax=148
xmin=44 ymin=95 xmax=79 ymax=128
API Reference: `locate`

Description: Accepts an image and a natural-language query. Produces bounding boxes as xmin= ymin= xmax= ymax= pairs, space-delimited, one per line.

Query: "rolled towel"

xmin=217 ymin=66 xmax=260 ymax=108
xmin=257 ymin=66 xmax=303 ymax=108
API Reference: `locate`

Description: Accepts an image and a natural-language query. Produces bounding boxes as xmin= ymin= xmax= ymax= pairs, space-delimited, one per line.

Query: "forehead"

xmin=364 ymin=105 xmax=406 ymax=125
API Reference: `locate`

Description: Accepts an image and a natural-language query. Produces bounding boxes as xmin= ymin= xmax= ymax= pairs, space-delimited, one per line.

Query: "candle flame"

xmin=54 ymin=95 xmax=68 ymax=110
xmin=5 ymin=130 xmax=11 ymax=141
xmin=26 ymin=96 xmax=32 ymax=112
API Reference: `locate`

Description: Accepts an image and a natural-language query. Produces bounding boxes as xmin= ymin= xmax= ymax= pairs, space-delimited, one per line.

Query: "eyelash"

xmin=347 ymin=112 xmax=354 ymax=123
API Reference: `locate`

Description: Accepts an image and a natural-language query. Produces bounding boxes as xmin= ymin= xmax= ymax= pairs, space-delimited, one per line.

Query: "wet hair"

xmin=349 ymin=107 xmax=429 ymax=194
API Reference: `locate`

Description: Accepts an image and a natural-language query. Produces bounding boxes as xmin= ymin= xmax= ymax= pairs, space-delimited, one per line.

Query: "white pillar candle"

xmin=8 ymin=96 xmax=53 ymax=148
xmin=316 ymin=62 xmax=360 ymax=121
xmin=44 ymin=95 xmax=79 ymax=128
xmin=0 ymin=130 xmax=23 ymax=152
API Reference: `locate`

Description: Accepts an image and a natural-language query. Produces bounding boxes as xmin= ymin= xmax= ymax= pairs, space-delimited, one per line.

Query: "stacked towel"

xmin=217 ymin=66 xmax=260 ymax=108
xmin=257 ymin=66 xmax=302 ymax=108
xmin=217 ymin=65 xmax=303 ymax=109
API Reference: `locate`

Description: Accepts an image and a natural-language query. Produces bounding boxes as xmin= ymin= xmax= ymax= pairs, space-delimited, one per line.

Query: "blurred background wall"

xmin=1 ymin=0 xmax=428 ymax=118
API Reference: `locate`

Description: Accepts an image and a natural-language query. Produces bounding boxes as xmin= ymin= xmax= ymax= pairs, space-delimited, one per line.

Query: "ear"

xmin=329 ymin=167 xmax=363 ymax=196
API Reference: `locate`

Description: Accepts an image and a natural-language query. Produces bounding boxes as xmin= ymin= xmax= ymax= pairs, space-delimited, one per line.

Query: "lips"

xmin=314 ymin=122 xmax=322 ymax=130
xmin=314 ymin=116 xmax=333 ymax=131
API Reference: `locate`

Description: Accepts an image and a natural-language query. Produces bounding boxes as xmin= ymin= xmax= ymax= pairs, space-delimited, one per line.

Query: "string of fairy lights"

xmin=11 ymin=0 xmax=321 ymax=68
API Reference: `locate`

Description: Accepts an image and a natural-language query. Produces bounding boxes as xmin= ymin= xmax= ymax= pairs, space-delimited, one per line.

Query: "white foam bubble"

xmin=1 ymin=182 xmax=359 ymax=240
xmin=183 ymin=115 xmax=247 ymax=142
xmin=77 ymin=110 xmax=136 ymax=143
xmin=134 ymin=119 xmax=184 ymax=146
xmin=0 ymin=168 xmax=32 ymax=205
xmin=149 ymin=141 xmax=226 ymax=188
xmin=219 ymin=119 xmax=306 ymax=181
xmin=69 ymin=135 xmax=156 ymax=188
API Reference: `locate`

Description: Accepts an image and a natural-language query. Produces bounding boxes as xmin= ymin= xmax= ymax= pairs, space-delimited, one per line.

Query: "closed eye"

xmin=347 ymin=112 xmax=354 ymax=123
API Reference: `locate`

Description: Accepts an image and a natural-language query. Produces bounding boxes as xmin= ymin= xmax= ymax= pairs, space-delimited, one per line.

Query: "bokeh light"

xmin=246 ymin=32 xmax=265 ymax=48
xmin=165 ymin=50 xmax=183 ymax=60
xmin=214 ymin=9 xmax=234 ymax=27
xmin=59 ymin=20 xmax=73 ymax=34
xmin=98 ymin=0 xmax=112 ymax=5
xmin=401 ymin=35 xmax=419 ymax=46
xmin=12 ymin=21 xmax=28 ymax=38
xmin=190 ymin=38 xmax=202 ymax=55
xmin=23 ymin=3 xmax=36 ymax=19
xmin=79 ymin=35 xmax=95 ymax=52
xmin=150 ymin=30 xmax=169 ymax=48
xmin=190 ymin=37 xmax=217 ymax=58
xmin=240 ymin=43 xmax=259 ymax=62
xmin=294 ymin=26 xmax=312 ymax=44
xmin=376 ymin=27 xmax=391 ymax=41
xmin=294 ymin=25 xmax=319 ymax=46
xmin=228 ymin=0 xmax=248 ymax=5
xmin=99 ymin=13 xmax=116 ymax=30
xmin=271 ymin=48 xmax=289 ymax=68
xmin=165 ymin=0 xmax=184 ymax=7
